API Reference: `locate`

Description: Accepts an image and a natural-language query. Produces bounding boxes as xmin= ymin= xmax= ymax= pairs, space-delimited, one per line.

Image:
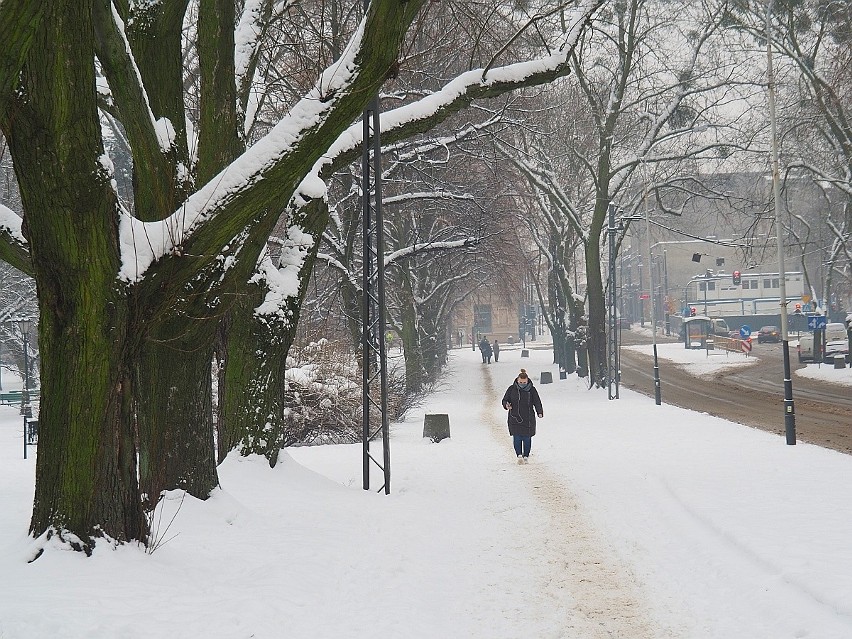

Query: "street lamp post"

xmin=767 ymin=0 xmax=796 ymax=444
xmin=17 ymin=318 xmax=31 ymax=417
xmin=663 ymin=249 xmax=671 ymax=335
xmin=645 ymin=191 xmax=662 ymax=405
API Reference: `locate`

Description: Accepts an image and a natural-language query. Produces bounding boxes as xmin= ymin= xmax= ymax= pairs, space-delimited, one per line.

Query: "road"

xmin=618 ymin=330 xmax=852 ymax=454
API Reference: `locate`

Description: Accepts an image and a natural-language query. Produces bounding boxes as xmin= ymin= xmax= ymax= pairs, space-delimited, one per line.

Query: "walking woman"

xmin=501 ymin=369 xmax=543 ymax=464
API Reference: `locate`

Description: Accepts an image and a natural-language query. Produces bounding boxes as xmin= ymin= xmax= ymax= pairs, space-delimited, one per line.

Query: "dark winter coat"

xmin=479 ymin=339 xmax=493 ymax=356
xmin=501 ymin=380 xmax=543 ymax=437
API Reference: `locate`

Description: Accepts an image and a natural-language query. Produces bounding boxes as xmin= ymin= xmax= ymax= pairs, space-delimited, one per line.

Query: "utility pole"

xmin=645 ymin=189 xmax=662 ymax=405
xmin=606 ymin=203 xmax=620 ymax=400
xmin=360 ymin=0 xmax=391 ymax=492
xmin=767 ymin=0 xmax=796 ymax=444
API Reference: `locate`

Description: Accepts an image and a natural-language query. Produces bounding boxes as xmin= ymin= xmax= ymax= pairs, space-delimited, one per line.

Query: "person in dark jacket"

xmin=493 ymin=340 xmax=500 ymax=362
xmin=479 ymin=336 xmax=493 ymax=363
xmin=501 ymin=369 xmax=543 ymax=464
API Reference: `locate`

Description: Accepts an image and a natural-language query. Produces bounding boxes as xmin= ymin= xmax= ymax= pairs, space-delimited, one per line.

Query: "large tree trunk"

xmin=585 ymin=235 xmax=606 ymax=385
xmin=398 ymin=281 xmax=424 ymax=393
xmin=4 ymin=0 xmax=146 ymax=550
xmin=132 ymin=0 xmax=237 ymax=506
xmin=218 ymin=201 xmax=328 ymax=464
xmin=136 ymin=331 xmax=218 ymax=506
xmin=217 ymin=284 xmax=289 ymax=464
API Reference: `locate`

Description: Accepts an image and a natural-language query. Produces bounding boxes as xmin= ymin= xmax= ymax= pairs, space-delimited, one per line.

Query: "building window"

xmin=763 ymin=279 xmax=773 ymax=289
xmin=773 ymin=278 xmax=779 ymax=288
xmin=707 ymin=281 xmax=716 ymax=291
xmin=473 ymin=304 xmax=492 ymax=332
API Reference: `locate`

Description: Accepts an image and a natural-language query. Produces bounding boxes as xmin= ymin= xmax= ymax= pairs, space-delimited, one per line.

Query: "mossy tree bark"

xmin=0 ymin=0 xmax=426 ymax=550
xmin=0 ymin=2 xmax=44 ymax=120
xmin=136 ymin=318 xmax=218 ymax=506
xmin=3 ymin=0 xmax=146 ymax=549
xmin=218 ymin=200 xmax=328 ymax=465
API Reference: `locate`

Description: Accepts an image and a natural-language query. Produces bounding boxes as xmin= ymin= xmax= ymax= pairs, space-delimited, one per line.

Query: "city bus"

xmin=685 ymin=271 xmax=806 ymax=317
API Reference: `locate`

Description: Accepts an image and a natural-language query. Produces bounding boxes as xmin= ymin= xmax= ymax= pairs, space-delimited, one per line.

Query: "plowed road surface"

xmin=619 ymin=332 xmax=852 ymax=453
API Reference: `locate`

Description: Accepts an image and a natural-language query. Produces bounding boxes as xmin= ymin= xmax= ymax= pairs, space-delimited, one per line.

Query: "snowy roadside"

xmin=628 ymin=325 xmax=852 ymax=386
xmin=2 ymin=345 xmax=852 ymax=638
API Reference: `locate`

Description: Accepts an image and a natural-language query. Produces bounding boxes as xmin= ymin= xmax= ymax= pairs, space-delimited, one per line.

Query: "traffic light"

xmin=732 ymin=270 xmax=741 ymax=285
xmin=690 ymin=307 xmax=697 ymax=317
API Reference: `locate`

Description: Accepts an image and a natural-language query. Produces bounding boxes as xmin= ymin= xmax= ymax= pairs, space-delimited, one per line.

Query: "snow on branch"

xmin=252 ymin=219 xmax=315 ymax=319
xmin=382 ymin=191 xmax=475 ymax=205
xmin=384 ymin=238 xmax=479 ymax=267
xmin=0 ymin=203 xmax=25 ymax=245
xmin=118 ymin=16 xmax=371 ymax=282
xmin=95 ymin=3 xmax=174 ymax=156
xmin=311 ymin=0 xmax=603 ymax=182
xmin=0 ymin=203 xmax=31 ymax=274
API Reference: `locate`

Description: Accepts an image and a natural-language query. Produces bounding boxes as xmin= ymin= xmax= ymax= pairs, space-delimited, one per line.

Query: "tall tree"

xmin=0 ymin=0 xmax=603 ymax=553
xmin=727 ymin=0 xmax=852 ymax=312
xmin=498 ymin=0 xmax=749 ymax=385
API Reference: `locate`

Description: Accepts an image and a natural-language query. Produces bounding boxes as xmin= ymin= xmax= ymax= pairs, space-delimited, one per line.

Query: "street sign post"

xmin=741 ymin=339 xmax=752 ymax=355
xmin=807 ymin=315 xmax=827 ymax=331
xmin=739 ymin=325 xmax=752 ymax=339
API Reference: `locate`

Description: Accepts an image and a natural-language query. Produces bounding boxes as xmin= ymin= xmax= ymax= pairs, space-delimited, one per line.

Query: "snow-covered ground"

xmin=2 ymin=345 xmax=852 ymax=638
xmin=629 ymin=324 xmax=852 ymax=386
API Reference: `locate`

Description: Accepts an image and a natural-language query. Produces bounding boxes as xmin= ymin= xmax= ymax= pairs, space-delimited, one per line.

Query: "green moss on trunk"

xmin=5 ymin=0 xmax=146 ymax=549
xmin=136 ymin=330 xmax=218 ymax=505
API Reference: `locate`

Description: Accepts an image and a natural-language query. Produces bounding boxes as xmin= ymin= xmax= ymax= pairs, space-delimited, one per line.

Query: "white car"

xmin=799 ymin=322 xmax=850 ymax=363
xmin=823 ymin=322 xmax=850 ymax=364
xmin=797 ymin=332 xmax=814 ymax=363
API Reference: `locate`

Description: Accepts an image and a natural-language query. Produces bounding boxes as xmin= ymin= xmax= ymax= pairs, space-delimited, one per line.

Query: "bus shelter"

xmin=681 ymin=316 xmax=713 ymax=349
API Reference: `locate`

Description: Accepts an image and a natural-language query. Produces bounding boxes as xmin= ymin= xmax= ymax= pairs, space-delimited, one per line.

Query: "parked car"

xmin=617 ymin=318 xmax=631 ymax=329
xmin=797 ymin=333 xmax=814 ymax=363
xmin=757 ymin=325 xmax=780 ymax=343
xmin=823 ymin=322 xmax=850 ymax=363
xmin=711 ymin=318 xmax=730 ymax=336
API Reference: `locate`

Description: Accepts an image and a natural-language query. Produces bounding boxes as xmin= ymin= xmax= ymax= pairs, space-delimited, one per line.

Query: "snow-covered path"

xmin=478 ymin=363 xmax=660 ymax=638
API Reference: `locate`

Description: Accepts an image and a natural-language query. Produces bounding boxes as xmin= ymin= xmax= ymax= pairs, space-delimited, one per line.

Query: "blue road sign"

xmin=739 ymin=325 xmax=751 ymax=338
xmin=807 ymin=315 xmax=827 ymax=330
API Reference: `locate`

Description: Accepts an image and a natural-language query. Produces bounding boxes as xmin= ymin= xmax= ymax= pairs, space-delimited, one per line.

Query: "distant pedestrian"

xmin=493 ymin=340 xmax=500 ymax=362
xmin=478 ymin=336 xmax=493 ymax=363
xmin=501 ymin=369 xmax=543 ymax=464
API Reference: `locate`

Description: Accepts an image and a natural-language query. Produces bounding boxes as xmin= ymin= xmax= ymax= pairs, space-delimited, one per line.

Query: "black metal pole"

xmin=781 ymin=340 xmax=796 ymax=445
xmin=652 ymin=343 xmax=661 ymax=405
xmin=664 ymin=250 xmax=670 ymax=336
xmin=606 ymin=203 xmax=619 ymax=400
xmin=361 ymin=106 xmax=372 ymax=491
xmin=373 ymin=105 xmax=391 ymax=495
xmin=767 ymin=0 xmax=796 ymax=445
xmin=22 ymin=331 xmax=29 ymax=408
